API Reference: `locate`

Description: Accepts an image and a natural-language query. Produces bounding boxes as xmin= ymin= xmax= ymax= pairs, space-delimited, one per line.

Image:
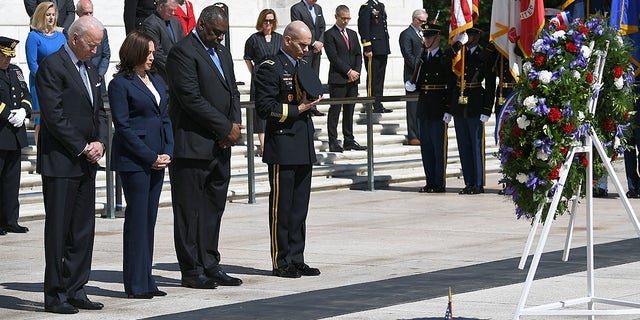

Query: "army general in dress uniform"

xmin=254 ymin=21 xmax=322 ymax=279
xmin=450 ymin=27 xmax=496 ymax=195
xmin=0 ymin=37 xmax=31 ymax=235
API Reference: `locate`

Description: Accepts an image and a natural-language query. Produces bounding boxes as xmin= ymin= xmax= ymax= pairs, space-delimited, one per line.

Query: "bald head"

xmin=68 ymin=16 xmax=104 ymax=61
xmin=76 ymin=0 xmax=94 ymax=17
xmin=282 ymin=21 xmax=311 ymax=60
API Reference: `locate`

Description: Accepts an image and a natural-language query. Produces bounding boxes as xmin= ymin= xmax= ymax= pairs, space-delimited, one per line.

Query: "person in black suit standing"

xmin=141 ymin=0 xmax=184 ymax=84
xmin=399 ymin=9 xmax=428 ymax=145
xmin=109 ymin=31 xmax=173 ymax=299
xmin=123 ymin=0 xmax=156 ymax=34
xmin=290 ymin=0 xmax=325 ymax=75
xmin=166 ymin=4 xmax=243 ymax=289
xmin=36 ymin=16 xmax=107 ymax=314
xmin=25 ymin=0 xmax=75 ymax=37
xmin=255 ymin=21 xmax=323 ymax=279
xmin=324 ymin=5 xmax=365 ymax=153
xmin=0 ymin=37 xmax=31 ymax=235
xmin=358 ymin=0 xmax=392 ymax=113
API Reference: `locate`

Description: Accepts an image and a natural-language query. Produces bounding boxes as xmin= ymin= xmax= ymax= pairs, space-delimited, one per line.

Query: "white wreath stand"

xmin=513 ymin=43 xmax=640 ymax=319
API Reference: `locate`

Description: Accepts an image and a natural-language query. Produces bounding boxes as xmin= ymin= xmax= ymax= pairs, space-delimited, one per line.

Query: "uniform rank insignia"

xmin=287 ymin=94 xmax=293 ymax=102
xmin=16 ymin=70 xmax=24 ymax=82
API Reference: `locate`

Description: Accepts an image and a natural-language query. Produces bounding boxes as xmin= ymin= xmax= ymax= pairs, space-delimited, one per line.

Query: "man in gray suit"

xmin=291 ymin=0 xmax=326 ymax=75
xmin=399 ymin=9 xmax=428 ymax=146
xmin=141 ymin=0 xmax=184 ymax=84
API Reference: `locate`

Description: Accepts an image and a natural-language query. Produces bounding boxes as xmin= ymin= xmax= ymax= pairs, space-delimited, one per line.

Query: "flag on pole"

xmin=444 ymin=287 xmax=453 ymax=320
xmin=562 ymin=0 xmax=606 ymax=20
xmin=490 ymin=0 xmax=522 ymax=78
xmin=519 ymin=0 xmax=545 ymax=57
xmin=449 ymin=0 xmax=479 ymax=76
xmin=610 ymin=0 xmax=640 ymax=76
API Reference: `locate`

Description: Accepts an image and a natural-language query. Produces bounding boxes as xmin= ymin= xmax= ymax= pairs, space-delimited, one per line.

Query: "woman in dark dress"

xmin=244 ymin=8 xmax=283 ymax=155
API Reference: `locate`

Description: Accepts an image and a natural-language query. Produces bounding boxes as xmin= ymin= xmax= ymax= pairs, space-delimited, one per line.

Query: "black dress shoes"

xmin=329 ymin=141 xmax=344 ymax=153
xmin=127 ymin=293 xmax=154 ymax=299
xmin=181 ymin=274 xmax=218 ymax=289
xmin=0 ymin=228 xmax=6 ymax=236
xmin=149 ymin=290 xmax=167 ymax=296
xmin=295 ymin=263 xmax=320 ymax=276
xmin=205 ymin=269 xmax=243 ymax=286
xmin=3 ymin=224 xmax=28 ymax=233
xmin=343 ymin=141 xmax=367 ymax=151
xmin=627 ymin=189 xmax=640 ymax=198
xmin=272 ymin=265 xmax=301 ymax=278
xmin=372 ymin=106 xmax=393 ymax=113
xmin=459 ymin=185 xmax=484 ymax=194
xmin=45 ymin=302 xmax=79 ymax=314
xmin=67 ymin=298 xmax=104 ymax=310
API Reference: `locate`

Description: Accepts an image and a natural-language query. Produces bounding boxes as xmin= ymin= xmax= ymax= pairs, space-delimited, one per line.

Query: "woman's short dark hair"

xmin=115 ymin=31 xmax=155 ymax=77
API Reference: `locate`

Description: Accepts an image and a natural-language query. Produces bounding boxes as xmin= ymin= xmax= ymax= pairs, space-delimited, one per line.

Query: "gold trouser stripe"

xmin=21 ymin=100 xmax=32 ymax=108
xmin=481 ymin=122 xmax=486 ymax=186
xmin=443 ymin=124 xmax=448 ymax=188
xmin=279 ymin=104 xmax=288 ymax=122
xmin=367 ymin=56 xmax=372 ymax=97
xmin=0 ymin=102 xmax=5 ymax=114
xmin=270 ymin=164 xmax=280 ymax=269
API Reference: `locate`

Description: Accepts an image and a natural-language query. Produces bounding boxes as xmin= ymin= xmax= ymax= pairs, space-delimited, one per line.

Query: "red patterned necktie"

xmin=341 ymin=29 xmax=350 ymax=50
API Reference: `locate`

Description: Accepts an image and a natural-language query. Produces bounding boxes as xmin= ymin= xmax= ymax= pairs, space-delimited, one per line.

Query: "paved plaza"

xmin=3 ymin=172 xmax=640 ymax=319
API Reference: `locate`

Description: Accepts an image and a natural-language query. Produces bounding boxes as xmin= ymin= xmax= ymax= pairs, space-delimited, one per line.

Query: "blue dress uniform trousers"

xmin=454 ymin=116 xmax=485 ymax=187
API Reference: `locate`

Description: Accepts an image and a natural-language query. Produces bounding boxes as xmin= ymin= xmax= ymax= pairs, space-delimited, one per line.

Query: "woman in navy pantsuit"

xmin=108 ymin=31 xmax=173 ymax=299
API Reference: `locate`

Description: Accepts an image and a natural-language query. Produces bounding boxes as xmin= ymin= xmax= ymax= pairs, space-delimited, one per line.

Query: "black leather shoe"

xmin=329 ymin=141 xmax=344 ymax=153
xmin=627 ymin=189 xmax=640 ymax=199
xmin=418 ymin=185 xmax=431 ymax=193
xmin=205 ymin=269 xmax=243 ymax=286
xmin=344 ymin=141 xmax=367 ymax=151
xmin=467 ymin=186 xmax=484 ymax=194
xmin=68 ymin=298 xmax=104 ymax=310
xmin=3 ymin=224 xmax=28 ymax=233
xmin=127 ymin=293 xmax=153 ymax=299
xmin=372 ymin=107 xmax=393 ymax=113
xmin=295 ymin=263 xmax=320 ymax=276
xmin=181 ymin=274 xmax=218 ymax=289
xmin=459 ymin=185 xmax=472 ymax=194
xmin=0 ymin=228 xmax=6 ymax=236
xmin=428 ymin=186 xmax=446 ymax=193
xmin=149 ymin=290 xmax=167 ymax=296
xmin=45 ymin=302 xmax=78 ymax=314
xmin=272 ymin=265 xmax=301 ymax=278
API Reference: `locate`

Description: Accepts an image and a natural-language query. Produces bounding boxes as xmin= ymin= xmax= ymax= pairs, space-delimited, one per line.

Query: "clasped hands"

xmin=152 ymin=154 xmax=171 ymax=170
xmin=83 ymin=141 xmax=104 ymax=163
xmin=7 ymin=108 xmax=26 ymax=127
xmin=218 ymin=123 xmax=244 ymax=149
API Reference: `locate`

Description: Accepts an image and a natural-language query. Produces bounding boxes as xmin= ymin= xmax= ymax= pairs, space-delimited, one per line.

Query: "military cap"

xmin=294 ymin=63 xmax=323 ymax=101
xmin=0 ymin=36 xmax=19 ymax=58
xmin=421 ymin=23 xmax=441 ymax=37
xmin=467 ymin=27 xmax=482 ymax=35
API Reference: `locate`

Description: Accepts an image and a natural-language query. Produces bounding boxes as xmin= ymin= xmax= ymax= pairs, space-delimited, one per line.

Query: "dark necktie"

xmin=207 ymin=48 xmax=225 ymax=79
xmin=166 ymin=21 xmax=176 ymax=43
xmin=341 ymin=29 xmax=350 ymax=50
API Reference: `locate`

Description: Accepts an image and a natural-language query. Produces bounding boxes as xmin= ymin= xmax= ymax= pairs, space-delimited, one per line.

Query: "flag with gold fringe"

xmin=449 ymin=0 xmax=479 ymax=76
xmin=518 ymin=0 xmax=545 ymax=57
xmin=490 ymin=0 xmax=522 ymax=78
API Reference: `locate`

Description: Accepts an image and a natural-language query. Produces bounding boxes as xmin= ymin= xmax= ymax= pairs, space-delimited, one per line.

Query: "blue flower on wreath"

xmin=531 ymin=98 xmax=549 ymax=115
xmin=534 ymin=138 xmax=555 ymax=154
xmin=525 ymin=172 xmax=546 ymax=190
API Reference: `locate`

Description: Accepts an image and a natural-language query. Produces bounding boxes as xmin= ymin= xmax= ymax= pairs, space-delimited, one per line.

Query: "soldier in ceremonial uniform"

xmin=254 ymin=21 xmax=322 ymax=279
xmin=0 ymin=37 xmax=31 ymax=235
xmin=358 ymin=0 xmax=392 ymax=113
xmin=450 ymin=27 xmax=496 ymax=195
xmin=408 ymin=24 xmax=454 ymax=193
xmin=491 ymin=47 xmax=517 ymax=123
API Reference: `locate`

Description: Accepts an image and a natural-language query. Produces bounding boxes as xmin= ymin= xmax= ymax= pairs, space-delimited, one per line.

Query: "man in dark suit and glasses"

xmin=324 ymin=5 xmax=366 ymax=152
xmin=400 ymin=9 xmax=428 ymax=146
xmin=141 ymin=0 xmax=184 ymax=84
xmin=166 ymin=4 xmax=243 ymax=289
xmin=290 ymin=0 xmax=326 ymax=75
xmin=35 ymin=15 xmax=107 ymax=314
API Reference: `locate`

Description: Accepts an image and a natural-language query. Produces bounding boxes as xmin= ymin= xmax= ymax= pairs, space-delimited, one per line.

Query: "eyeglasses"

xmin=416 ymin=18 xmax=427 ymax=24
xmin=263 ymin=19 xmax=275 ymax=24
xmin=338 ymin=16 xmax=351 ymax=20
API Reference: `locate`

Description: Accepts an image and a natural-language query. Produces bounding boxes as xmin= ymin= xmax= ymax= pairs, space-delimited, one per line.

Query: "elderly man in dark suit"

xmin=141 ymin=0 xmax=184 ymax=84
xmin=290 ymin=0 xmax=325 ymax=74
xmin=400 ymin=9 xmax=428 ymax=146
xmin=25 ymin=0 xmax=75 ymax=36
xmin=324 ymin=5 xmax=365 ymax=153
xmin=36 ymin=16 xmax=107 ymax=314
xmin=166 ymin=4 xmax=243 ymax=289
xmin=0 ymin=37 xmax=31 ymax=235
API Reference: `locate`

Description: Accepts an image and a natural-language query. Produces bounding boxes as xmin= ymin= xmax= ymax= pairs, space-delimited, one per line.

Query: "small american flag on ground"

xmin=444 ymin=287 xmax=453 ymax=320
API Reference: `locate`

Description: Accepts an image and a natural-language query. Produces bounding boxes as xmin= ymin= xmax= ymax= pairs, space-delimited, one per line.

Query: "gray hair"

xmin=412 ymin=9 xmax=427 ymax=19
xmin=68 ymin=15 xmax=103 ymax=37
xmin=156 ymin=0 xmax=177 ymax=8
xmin=335 ymin=5 xmax=349 ymax=15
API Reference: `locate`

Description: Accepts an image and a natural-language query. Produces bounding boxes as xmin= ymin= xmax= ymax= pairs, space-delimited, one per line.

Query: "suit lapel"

xmin=60 ymin=49 xmax=93 ymax=106
xmin=191 ymin=36 xmax=230 ymax=90
xmin=132 ymin=74 xmax=160 ymax=110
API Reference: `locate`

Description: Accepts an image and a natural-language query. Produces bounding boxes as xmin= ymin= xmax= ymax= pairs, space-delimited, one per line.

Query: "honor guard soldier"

xmin=450 ymin=27 xmax=496 ymax=195
xmin=492 ymin=47 xmax=517 ymax=122
xmin=254 ymin=21 xmax=323 ymax=279
xmin=358 ymin=0 xmax=392 ymax=113
xmin=0 ymin=36 xmax=31 ymax=235
xmin=406 ymin=23 xmax=454 ymax=193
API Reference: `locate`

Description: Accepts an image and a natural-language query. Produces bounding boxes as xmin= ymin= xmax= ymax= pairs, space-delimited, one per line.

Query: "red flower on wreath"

xmin=513 ymin=126 xmax=521 ymax=137
xmin=586 ymin=72 xmax=593 ymax=83
xmin=612 ymin=152 xmax=619 ymax=161
xmin=548 ymin=108 xmax=562 ymax=122
xmin=548 ymin=168 xmax=560 ymax=180
xmin=625 ymin=111 xmax=631 ymax=120
xmin=560 ymin=146 xmax=568 ymax=156
xmin=557 ymin=24 xmax=567 ymax=31
xmin=531 ymin=79 xmax=540 ymax=89
xmin=614 ymin=65 xmax=624 ymax=78
xmin=562 ymin=122 xmax=574 ymax=133
xmin=603 ymin=119 xmax=615 ymax=131
xmin=578 ymin=25 xmax=589 ymax=35
xmin=534 ymin=55 xmax=545 ymax=66
xmin=512 ymin=147 xmax=523 ymax=158
xmin=581 ymin=156 xmax=589 ymax=167
xmin=566 ymin=42 xmax=578 ymax=53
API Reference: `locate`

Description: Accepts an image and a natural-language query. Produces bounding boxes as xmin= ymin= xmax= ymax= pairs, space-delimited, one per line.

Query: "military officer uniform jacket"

xmin=357 ymin=0 xmax=390 ymax=56
xmin=451 ymin=45 xmax=496 ymax=118
xmin=415 ymin=48 xmax=454 ymax=120
xmin=254 ymin=50 xmax=317 ymax=166
xmin=0 ymin=64 xmax=31 ymax=150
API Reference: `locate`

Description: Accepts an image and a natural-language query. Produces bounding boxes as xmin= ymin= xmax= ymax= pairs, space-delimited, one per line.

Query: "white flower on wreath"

xmin=551 ymin=30 xmax=566 ymax=40
xmin=572 ymin=70 xmax=581 ymax=80
xmin=517 ymin=115 xmax=531 ymax=129
xmin=539 ymin=70 xmax=553 ymax=84
xmin=532 ymin=39 xmax=544 ymax=52
xmin=577 ymin=111 xmax=585 ymax=121
xmin=615 ymin=35 xmax=624 ymax=46
xmin=580 ymin=45 xmax=592 ymax=58
xmin=516 ymin=173 xmax=529 ymax=183
xmin=522 ymin=61 xmax=533 ymax=73
xmin=536 ymin=149 xmax=549 ymax=161
xmin=614 ymin=77 xmax=624 ymax=89
xmin=523 ymin=95 xmax=537 ymax=109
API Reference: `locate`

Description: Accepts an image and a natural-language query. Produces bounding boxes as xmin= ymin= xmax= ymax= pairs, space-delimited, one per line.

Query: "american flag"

xmin=444 ymin=301 xmax=452 ymax=319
